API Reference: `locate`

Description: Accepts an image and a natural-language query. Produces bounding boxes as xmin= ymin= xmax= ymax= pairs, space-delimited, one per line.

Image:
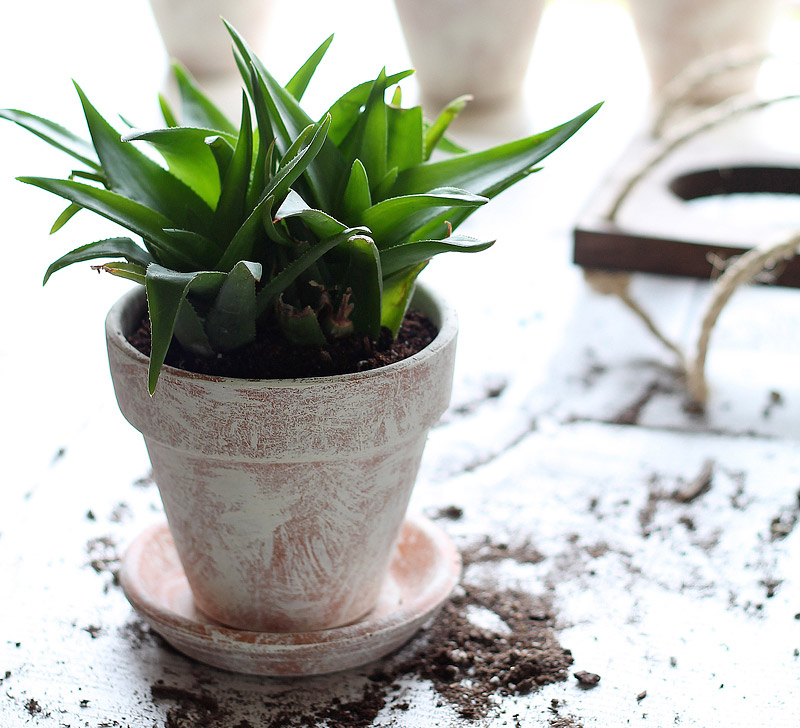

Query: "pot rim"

xmin=106 ymin=282 xmax=457 ymax=391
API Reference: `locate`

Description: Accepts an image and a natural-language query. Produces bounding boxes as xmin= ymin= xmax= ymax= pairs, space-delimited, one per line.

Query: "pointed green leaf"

xmin=158 ymin=94 xmax=178 ymax=127
xmin=0 ymin=108 xmax=100 ymax=170
xmin=393 ymin=103 xmax=603 ymax=197
xmin=262 ymin=115 xmax=331 ymax=211
xmin=324 ymin=70 xmax=415 ymax=146
xmin=380 ymin=262 xmax=428 ymax=336
xmin=372 ymin=166 xmax=398 ymax=202
xmin=226 ymin=21 xmax=344 ymax=210
xmin=387 ymin=103 xmax=423 ymax=172
xmin=275 ymin=189 xmax=347 ymax=240
xmin=360 ymin=187 xmax=487 ymax=246
xmin=246 ymin=59 xmax=275 ymax=210
xmin=342 ymin=159 xmax=371 ymax=221
xmin=379 ymin=234 xmax=494 ymax=277
xmin=100 ymin=261 xmax=147 ymax=284
xmin=277 ymin=300 xmax=327 ymax=346
xmin=50 ymin=202 xmax=82 ymax=234
xmin=214 ymin=93 xmax=253 ymax=241
xmin=206 ymin=260 xmax=262 ymax=351
xmin=123 ymin=126 xmax=236 ymax=208
xmin=285 ymin=34 xmax=334 ymax=101
xmin=423 ymin=95 xmax=470 ymax=160
xmin=340 ymin=69 xmax=388 ymax=191
xmin=145 ymin=264 xmax=228 ymax=393
xmin=43 ymin=237 xmax=153 ymax=284
xmin=216 ymin=193 xmax=273 ymax=271
xmin=173 ymin=63 xmax=237 ymax=134
xmin=20 ymin=177 xmax=217 ymax=271
xmin=172 ymin=298 xmax=214 ymax=357
xmin=206 ymin=134 xmax=236 ymax=185
xmin=255 ymin=227 xmax=371 ymax=315
xmin=75 ymin=84 xmax=214 ymax=233
xmin=343 ymin=234 xmax=382 ymax=338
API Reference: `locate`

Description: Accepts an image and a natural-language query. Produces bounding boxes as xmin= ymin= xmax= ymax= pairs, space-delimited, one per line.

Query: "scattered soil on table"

xmin=24 ymin=698 xmax=42 ymax=716
xmin=128 ymin=310 xmax=437 ymax=380
xmin=85 ymin=536 xmax=121 ymax=591
xmin=461 ymin=535 xmax=546 ymax=567
xmin=251 ymin=582 xmax=572 ymax=728
xmin=151 ymin=684 xmax=225 ymax=727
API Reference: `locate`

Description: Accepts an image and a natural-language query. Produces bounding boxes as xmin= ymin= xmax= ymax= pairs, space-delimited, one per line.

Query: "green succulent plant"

xmin=2 ymin=23 xmax=600 ymax=393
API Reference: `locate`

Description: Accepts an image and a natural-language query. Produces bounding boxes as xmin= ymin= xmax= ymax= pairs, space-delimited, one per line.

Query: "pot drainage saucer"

xmin=119 ymin=517 xmax=461 ymax=676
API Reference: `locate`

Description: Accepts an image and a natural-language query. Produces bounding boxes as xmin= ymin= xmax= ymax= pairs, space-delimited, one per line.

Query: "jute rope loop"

xmin=686 ymin=233 xmax=800 ymax=407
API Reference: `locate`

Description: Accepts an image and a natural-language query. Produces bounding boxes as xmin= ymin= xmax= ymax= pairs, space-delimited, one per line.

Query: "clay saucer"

xmin=119 ymin=517 xmax=461 ymax=676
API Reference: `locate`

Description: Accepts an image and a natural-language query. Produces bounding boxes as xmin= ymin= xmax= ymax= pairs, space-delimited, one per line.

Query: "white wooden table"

xmin=2 ymin=1 xmax=799 ymax=726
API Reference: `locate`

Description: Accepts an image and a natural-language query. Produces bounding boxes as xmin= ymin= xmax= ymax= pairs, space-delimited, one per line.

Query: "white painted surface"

xmin=2 ymin=1 xmax=799 ymax=726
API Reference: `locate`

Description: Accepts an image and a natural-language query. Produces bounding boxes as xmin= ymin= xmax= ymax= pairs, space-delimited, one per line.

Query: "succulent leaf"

xmin=360 ymin=187 xmax=488 ymax=247
xmin=19 ymin=177 xmax=213 ymax=270
xmin=0 ymin=108 xmax=100 ymax=169
xmin=386 ymin=103 xmax=423 ymax=176
xmin=173 ymin=63 xmax=237 ymax=135
xmin=50 ymin=202 xmax=83 ymax=234
xmin=380 ymin=262 xmax=428 ymax=336
xmin=74 ymin=84 xmax=215 ymax=234
xmin=285 ymin=34 xmax=334 ymax=101
xmin=255 ymin=227 xmax=371 ymax=316
xmin=43 ymin=237 xmax=153 ymax=284
xmin=392 ymin=102 xmax=603 ymax=198
xmin=145 ymin=264 xmax=229 ymax=393
xmin=339 ymin=69 xmax=388 ymax=193
xmin=379 ymin=234 xmax=494 ymax=277
xmin=324 ymin=70 xmax=415 ymax=146
xmin=275 ymin=190 xmax=346 ymax=240
xmin=342 ymin=234 xmax=382 ymax=339
xmin=423 ymin=95 xmax=471 ymax=161
xmin=342 ymin=159 xmax=372 ymax=221
xmin=213 ymin=93 xmax=253 ymax=241
xmin=206 ymin=260 xmax=262 ymax=351
xmin=122 ymin=126 xmax=235 ymax=208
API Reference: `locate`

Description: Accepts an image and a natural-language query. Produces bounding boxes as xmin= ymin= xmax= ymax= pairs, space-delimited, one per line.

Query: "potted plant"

xmin=1 ymin=23 xmax=599 ymax=672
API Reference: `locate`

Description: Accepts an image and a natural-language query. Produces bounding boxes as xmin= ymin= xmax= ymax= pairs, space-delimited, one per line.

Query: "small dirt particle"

xmin=574 ymin=671 xmax=601 ymax=687
xmin=432 ymin=505 xmax=464 ymax=521
xmin=24 ymin=698 xmax=42 ymax=715
xmin=636 ymin=690 xmax=647 ymax=702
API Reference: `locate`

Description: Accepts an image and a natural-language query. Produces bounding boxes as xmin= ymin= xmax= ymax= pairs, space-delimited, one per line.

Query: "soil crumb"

xmin=24 ymin=698 xmax=42 ymax=716
xmin=151 ymin=684 xmax=225 ymax=727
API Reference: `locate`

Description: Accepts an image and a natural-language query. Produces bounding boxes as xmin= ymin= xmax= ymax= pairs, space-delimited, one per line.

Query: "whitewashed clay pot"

xmin=629 ymin=0 xmax=780 ymax=106
xmin=148 ymin=0 xmax=274 ymax=77
xmin=107 ymin=285 xmax=457 ymax=633
xmin=393 ymin=0 xmax=547 ymax=108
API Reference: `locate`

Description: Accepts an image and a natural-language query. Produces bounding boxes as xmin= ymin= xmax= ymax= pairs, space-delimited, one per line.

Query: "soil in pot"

xmin=127 ymin=309 xmax=438 ymax=379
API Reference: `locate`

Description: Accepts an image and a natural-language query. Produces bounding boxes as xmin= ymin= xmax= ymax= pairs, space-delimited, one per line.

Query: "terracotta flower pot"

xmin=107 ymin=285 xmax=457 ymax=633
xmin=629 ymin=0 xmax=780 ymax=105
xmin=393 ymin=0 xmax=547 ymax=107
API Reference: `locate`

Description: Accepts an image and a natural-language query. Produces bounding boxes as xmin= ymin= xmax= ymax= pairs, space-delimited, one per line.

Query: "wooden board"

xmin=573 ymin=107 xmax=800 ymax=286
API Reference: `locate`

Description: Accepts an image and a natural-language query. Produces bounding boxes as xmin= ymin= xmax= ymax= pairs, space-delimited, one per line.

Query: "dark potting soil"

xmin=127 ymin=310 xmax=437 ymax=380
xmin=144 ymin=583 xmax=574 ymax=728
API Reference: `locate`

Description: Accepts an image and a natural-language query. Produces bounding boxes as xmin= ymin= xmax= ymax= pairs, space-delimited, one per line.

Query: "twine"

xmin=686 ymin=233 xmax=800 ymax=408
